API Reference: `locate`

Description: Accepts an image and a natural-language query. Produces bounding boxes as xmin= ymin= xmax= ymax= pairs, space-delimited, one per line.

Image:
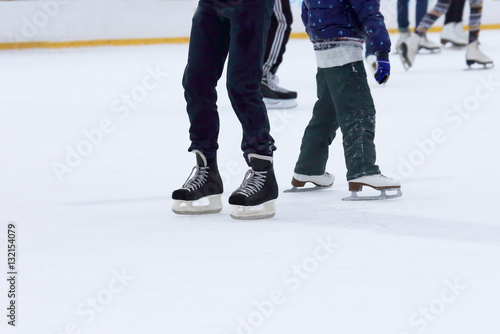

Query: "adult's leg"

xmin=262 ymin=0 xmax=293 ymax=76
xmin=224 ymin=0 xmax=276 ymax=164
xmin=445 ymin=0 xmax=466 ymax=24
xmin=415 ymin=0 xmax=429 ymax=26
xmin=416 ymin=0 xmax=452 ymax=35
xmin=183 ymin=0 xmax=230 ymax=160
xmin=397 ymin=0 xmax=410 ymax=30
xmin=468 ymin=0 xmax=483 ymax=43
xmin=324 ymin=62 xmax=380 ymax=180
xmin=294 ymin=68 xmax=339 ymax=176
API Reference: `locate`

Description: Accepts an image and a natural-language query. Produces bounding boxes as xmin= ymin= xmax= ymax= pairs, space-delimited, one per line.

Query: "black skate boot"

xmin=260 ymin=72 xmax=297 ymax=109
xmin=172 ymin=150 xmax=223 ymax=215
xmin=228 ymin=154 xmax=278 ymax=220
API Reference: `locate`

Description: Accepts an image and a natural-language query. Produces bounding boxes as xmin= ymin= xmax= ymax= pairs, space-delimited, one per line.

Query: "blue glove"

xmin=374 ymin=52 xmax=390 ymax=84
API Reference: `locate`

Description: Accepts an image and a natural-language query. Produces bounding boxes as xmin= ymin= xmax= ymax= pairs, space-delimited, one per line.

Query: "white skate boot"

xmin=342 ymin=174 xmax=402 ymax=201
xmin=419 ymin=35 xmax=441 ymax=53
xmin=441 ymin=22 xmax=467 ymax=47
xmin=284 ymin=172 xmax=335 ymax=193
xmin=466 ymin=40 xmax=494 ymax=69
xmin=395 ymin=30 xmax=411 ymax=54
xmin=398 ymin=34 xmax=422 ymax=70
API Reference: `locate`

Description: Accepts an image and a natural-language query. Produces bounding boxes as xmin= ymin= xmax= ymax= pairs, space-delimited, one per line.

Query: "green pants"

xmin=294 ymin=61 xmax=380 ymax=181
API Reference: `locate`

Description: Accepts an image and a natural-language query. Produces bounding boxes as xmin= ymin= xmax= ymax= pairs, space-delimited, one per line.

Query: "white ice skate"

xmin=466 ymin=40 xmax=494 ymax=69
xmin=419 ymin=35 xmax=441 ymax=53
xmin=398 ymin=34 xmax=422 ymax=70
xmin=342 ymin=174 xmax=402 ymax=201
xmin=441 ymin=22 xmax=467 ymax=47
xmin=284 ymin=172 xmax=334 ymax=193
xmin=394 ymin=30 xmax=411 ymax=54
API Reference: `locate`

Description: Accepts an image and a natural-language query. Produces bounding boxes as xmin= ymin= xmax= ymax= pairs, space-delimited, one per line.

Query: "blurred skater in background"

xmin=441 ymin=0 xmax=468 ymax=46
xmin=396 ymin=0 xmax=439 ymax=51
xmin=366 ymin=0 xmax=438 ymax=79
xmin=399 ymin=0 xmax=494 ymax=69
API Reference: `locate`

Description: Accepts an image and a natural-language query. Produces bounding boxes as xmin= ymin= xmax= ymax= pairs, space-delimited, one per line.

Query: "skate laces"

xmin=235 ymin=169 xmax=267 ymax=197
xmin=182 ymin=166 xmax=209 ymax=191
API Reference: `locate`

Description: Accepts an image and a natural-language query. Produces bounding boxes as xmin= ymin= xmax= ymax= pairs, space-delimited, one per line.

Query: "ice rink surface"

xmin=1 ymin=31 xmax=500 ymax=334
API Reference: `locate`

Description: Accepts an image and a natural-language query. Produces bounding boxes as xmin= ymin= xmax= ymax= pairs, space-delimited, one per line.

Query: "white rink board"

xmin=1 ymin=0 xmax=500 ymax=43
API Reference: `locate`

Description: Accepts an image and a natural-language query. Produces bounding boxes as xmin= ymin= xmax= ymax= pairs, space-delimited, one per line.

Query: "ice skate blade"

xmin=230 ymin=201 xmax=276 ymax=220
xmin=263 ymin=97 xmax=297 ymax=109
xmin=172 ymin=195 xmax=222 ymax=215
xmin=284 ymin=184 xmax=333 ymax=193
xmin=397 ymin=44 xmax=411 ymax=70
xmin=466 ymin=60 xmax=494 ymax=70
xmin=418 ymin=46 xmax=441 ymax=54
xmin=441 ymin=39 xmax=466 ymax=48
xmin=342 ymin=189 xmax=402 ymax=201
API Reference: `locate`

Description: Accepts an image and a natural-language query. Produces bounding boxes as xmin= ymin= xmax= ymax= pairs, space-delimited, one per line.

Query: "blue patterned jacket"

xmin=301 ymin=0 xmax=391 ymax=54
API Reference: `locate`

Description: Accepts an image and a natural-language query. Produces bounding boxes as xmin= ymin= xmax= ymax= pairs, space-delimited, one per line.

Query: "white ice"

xmin=1 ymin=31 xmax=500 ymax=334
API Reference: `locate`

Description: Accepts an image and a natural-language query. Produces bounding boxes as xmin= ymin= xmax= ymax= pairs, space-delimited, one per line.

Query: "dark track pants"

xmin=263 ymin=0 xmax=293 ymax=76
xmin=294 ymin=62 xmax=381 ymax=181
xmin=183 ymin=0 xmax=275 ymax=164
xmin=445 ymin=0 xmax=466 ymax=24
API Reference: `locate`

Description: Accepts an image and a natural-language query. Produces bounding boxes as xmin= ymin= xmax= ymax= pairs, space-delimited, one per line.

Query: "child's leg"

xmin=416 ymin=0 xmax=452 ymax=35
xmin=294 ymin=68 xmax=339 ymax=176
xmin=324 ymin=62 xmax=380 ymax=181
xmin=469 ymin=0 xmax=483 ymax=43
xmin=183 ymin=1 xmax=231 ymax=159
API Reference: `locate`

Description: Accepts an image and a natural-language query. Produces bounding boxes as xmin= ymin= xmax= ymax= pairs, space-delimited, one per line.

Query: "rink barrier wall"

xmin=1 ymin=24 xmax=499 ymax=50
xmin=0 ymin=37 xmax=190 ymax=50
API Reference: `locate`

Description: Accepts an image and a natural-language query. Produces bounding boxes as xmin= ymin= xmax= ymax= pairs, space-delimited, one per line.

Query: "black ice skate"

xmin=229 ymin=154 xmax=278 ymax=220
xmin=342 ymin=174 xmax=402 ymax=201
xmin=172 ymin=150 xmax=223 ymax=215
xmin=260 ymin=72 xmax=297 ymax=109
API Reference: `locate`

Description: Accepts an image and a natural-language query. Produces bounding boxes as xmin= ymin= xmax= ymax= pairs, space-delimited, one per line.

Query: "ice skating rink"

xmin=1 ymin=30 xmax=500 ymax=334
